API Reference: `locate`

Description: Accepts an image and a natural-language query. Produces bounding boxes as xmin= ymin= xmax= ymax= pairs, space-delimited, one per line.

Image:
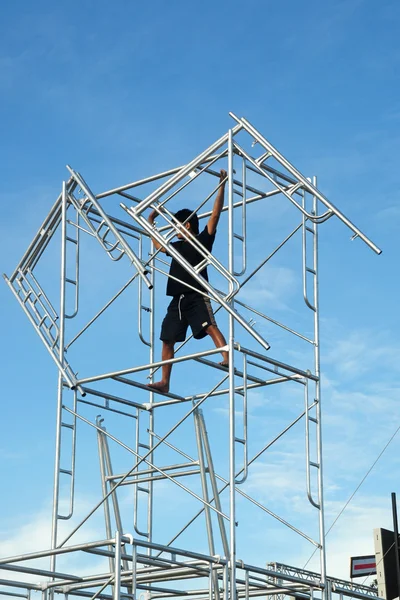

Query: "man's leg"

xmin=148 ymin=341 xmax=175 ymax=394
xmin=206 ymin=325 xmax=229 ymax=366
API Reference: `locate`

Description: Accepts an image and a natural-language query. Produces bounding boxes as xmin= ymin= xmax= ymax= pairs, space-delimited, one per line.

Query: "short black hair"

xmin=174 ymin=208 xmax=199 ymax=235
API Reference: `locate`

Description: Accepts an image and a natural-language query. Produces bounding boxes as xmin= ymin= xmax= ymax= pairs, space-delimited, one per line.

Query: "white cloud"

xmin=298 ymin=494 xmax=392 ymax=581
xmin=238 ymin=265 xmax=299 ymax=311
xmin=0 ymin=495 xmax=110 ymax=587
xmin=323 ymin=328 xmax=400 ymax=379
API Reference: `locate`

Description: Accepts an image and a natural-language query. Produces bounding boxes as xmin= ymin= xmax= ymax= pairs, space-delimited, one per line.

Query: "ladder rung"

xmin=60 ymin=469 xmax=72 ymax=475
xmin=308 ymin=416 xmax=317 ymax=424
xmin=288 ymin=182 xmax=303 ymax=195
xmin=306 ymin=267 xmax=316 ymax=275
xmin=310 ymin=461 xmax=319 ymax=468
xmin=61 ymin=422 xmax=74 ymax=430
xmin=65 ymin=278 xmax=77 ymax=285
xmin=138 ymin=486 xmax=150 ymax=494
xmin=66 ymin=236 xmax=78 ymax=244
xmin=38 ymin=315 xmax=47 ymax=327
xmin=234 ymin=233 xmax=244 ymax=241
xmin=194 ymin=260 xmax=210 ymax=273
xmin=141 ymin=305 xmax=151 ymax=313
xmin=96 ymin=220 xmax=107 ymax=234
xmin=139 ymin=443 xmax=150 ymax=450
xmin=235 ymin=437 xmax=245 ymax=444
xmin=305 ymin=226 xmax=315 ymax=234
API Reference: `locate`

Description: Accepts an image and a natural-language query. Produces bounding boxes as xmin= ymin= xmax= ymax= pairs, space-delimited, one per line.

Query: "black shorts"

xmin=160 ymin=293 xmax=217 ymax=343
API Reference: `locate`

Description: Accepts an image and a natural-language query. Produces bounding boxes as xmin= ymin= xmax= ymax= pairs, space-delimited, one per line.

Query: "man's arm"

xmin=207 ymin=169 xmax=227 ymax=236
xmin=148 ymin=209 xmax=167 ymax=252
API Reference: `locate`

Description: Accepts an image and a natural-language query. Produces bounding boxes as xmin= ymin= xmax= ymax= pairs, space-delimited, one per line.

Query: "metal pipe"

xmin=95 ymin=154 xmax=227 ymax=199
xmin=151 ymin=375 xmax=303 ymax=408
xmin=50 ymin=181 xmax=68 ymax=576
xmin=66 ymin=273 xmax=138 ymax=350
xmin=77 ymin=398 xmax=137 ymax=419
xmin=66 ymin=166 xmax=152 ymax=288
xmin=3 ymin=277 xmax=78 ymax=390
xmin=63 ymin=408 xmax=229 ymax=521
xmin=193 ymin=410 xmax=216 ymax=557
xmin=0 ymin=538 xmax=120 ymax=566
xmin=156 ymin=150 xmax=226 ymax=210
xmin=235 ymin=355 xmax=248 ymax=484
xmin=233 ymin=142 xmax=332 ymax=224
xmin=152 ymin=406 xmax=316 ymax=551
xmin=79 ymin=386 xmax=145 ymax=411
xmin=133 ymin=409 xmax=150 ymax=538
xmin=124 ymin=209 xmax=271 ymax=353
xmin=238 ymin=346 xmax=318 ymax=381
xmin=229 ymin=113 xmax=382 ymax=254
xmin=233 ymin=156 xmax=247 ymax=276
xmin=106 ymin=462 xmax=199 ymax=481
xmin=138 ymin=235 xmax=151 ymax=347
xmin=96 ymin=419 xmax=115 ymax=573
xmin=0 ymin=563 xmax=80 ymax=581
xmin=198 ymin=411 xmax=229 ymax=558
xmin=58 ymin=376 xmax=229 ymax=547
xmin=8 ymin=190 xmax=64 ymax=282
xmin=312 ymin=178 xmax=327 ymax=598
xmin=228 ymin=127 xmax=237 ymax=600
xmin=304 ymin=381 xmax=319 ymax=509
xmin=76 ymin=345 xmax=229 ymax=386
xmin=129 ymin=125 xmax=242 ymax=215
xmin=113 ymin=530 xmax=121 ymax=600
xmin=65 ymin=209 xmax=80 ymax=319
xmin=235 ymin=298 xmax=314 ymax=344
xmin=147 ymin=235 xmax=156 ymax=556
xmin=148 ymin=221 xmax=304 ymax=382
xmin=112 ymin=469 xmax=202 ymax=486
xmin=134 ymin=201 xmax=239 ymax=292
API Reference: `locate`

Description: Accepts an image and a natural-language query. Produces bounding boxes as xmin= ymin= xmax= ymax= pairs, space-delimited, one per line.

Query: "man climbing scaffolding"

xmin=148 ymin=169 xmax=229 ymax=393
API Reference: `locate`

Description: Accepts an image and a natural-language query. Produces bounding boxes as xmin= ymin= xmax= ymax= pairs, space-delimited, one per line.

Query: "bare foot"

xmin=147 ymin=381 xmax=170 ymax=394
xmin=220 ymin=351 xmax=229 ymax=367
xmin=219 ymin=352 xmax=229 ymax=368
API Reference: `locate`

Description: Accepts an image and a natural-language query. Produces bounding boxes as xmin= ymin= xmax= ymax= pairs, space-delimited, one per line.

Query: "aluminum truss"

xmin=2 ymin=113 xmax=382 ymax=600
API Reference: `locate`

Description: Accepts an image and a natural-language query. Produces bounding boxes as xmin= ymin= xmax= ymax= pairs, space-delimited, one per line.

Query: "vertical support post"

xmin=208 ymin=563 xmax=214 ymax=600
xmin=194 ymin=409 xmax=216 ymax=555
xmin=199 ymin=412 xmax=230 ymax=557
xmin=313 ymin=176 xmax=327 ymax=598
xmin=391 ymin=492 xmax=400 ymax=599
xmin=97 ymin=420 xmax=115 ymax=573
xmin=132 ymin=541 xmax=137 ymax=600
xmin=147 ymin=239 xmax=156 ymax=570
xmin=114 ymin=530 xmax=122 ymax=600
xmin=228 ymin=129 xmax=237 ymax=600
xmin=223 ymin=562 xmax=229 ymax=600
xmin=50 ymin=181 xmax=68 ymax=575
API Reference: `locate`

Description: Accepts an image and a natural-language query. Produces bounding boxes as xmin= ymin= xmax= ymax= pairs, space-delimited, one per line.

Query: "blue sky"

xmin=1 ymin=0 xmax=400 ymax=590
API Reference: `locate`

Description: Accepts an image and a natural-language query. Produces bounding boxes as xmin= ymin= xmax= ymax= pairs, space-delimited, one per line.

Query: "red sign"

xmin=350 ymin=555 xmax=377 ymax=578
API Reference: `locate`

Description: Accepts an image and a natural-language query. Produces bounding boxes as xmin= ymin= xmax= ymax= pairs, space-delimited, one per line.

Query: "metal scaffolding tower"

xmin=2 ymin=113 xmax=382 ymax=600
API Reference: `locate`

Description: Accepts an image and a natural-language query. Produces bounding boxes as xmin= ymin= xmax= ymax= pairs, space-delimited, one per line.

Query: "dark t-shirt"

xmin=166 ymin=226 xmax=216 ymax=296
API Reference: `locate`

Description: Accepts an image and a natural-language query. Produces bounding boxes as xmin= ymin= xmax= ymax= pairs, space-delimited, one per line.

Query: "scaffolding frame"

xmin=2 ymin=113 xmax=382 ymax=600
